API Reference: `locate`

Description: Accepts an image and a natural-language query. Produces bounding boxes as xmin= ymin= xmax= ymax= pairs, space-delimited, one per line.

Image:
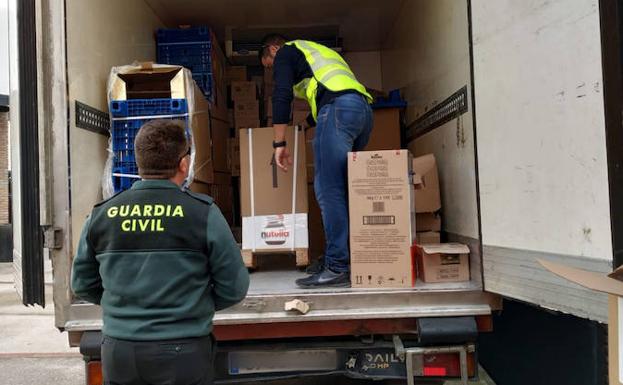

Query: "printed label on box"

xmin=242 ymin=213 xmax=309 ymax=250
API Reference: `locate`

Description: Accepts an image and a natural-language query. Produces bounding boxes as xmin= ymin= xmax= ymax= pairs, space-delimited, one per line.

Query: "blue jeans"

xmin=313 ymin=93 xmax=373 ymax=273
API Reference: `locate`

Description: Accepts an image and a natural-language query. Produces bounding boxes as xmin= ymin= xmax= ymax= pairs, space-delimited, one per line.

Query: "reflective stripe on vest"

xmin=286 ymin=40 xmax=372 ymax=119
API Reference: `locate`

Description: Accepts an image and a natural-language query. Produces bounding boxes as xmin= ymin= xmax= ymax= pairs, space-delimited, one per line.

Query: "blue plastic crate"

xmin=110 ymin=115 xmax=190 ymax=193
xmin=192 ymin=72 xmax=213 ymax=98
xmin=157 ymin=26 xmax=211 ymax=44
xmin=157 ymin=44 xmax=213 ymax=74
xmin=157 ymin=42 xmax=212 ymax=58
xmin=110 ymin=98 xmax=188 ymax=118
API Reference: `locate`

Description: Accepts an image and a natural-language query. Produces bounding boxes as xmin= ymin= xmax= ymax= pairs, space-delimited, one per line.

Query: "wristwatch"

xmin=272 ymin=140 xmax=286 ymax=148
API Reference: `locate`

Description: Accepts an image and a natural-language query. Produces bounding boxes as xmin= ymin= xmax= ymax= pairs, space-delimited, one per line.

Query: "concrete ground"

xmin=0 ymin=261 xmax=495 ymax=385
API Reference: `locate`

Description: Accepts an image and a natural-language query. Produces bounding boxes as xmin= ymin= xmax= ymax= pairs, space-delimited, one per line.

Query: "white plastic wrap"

xmin=102 ymin=62 xmax=199 ymax=198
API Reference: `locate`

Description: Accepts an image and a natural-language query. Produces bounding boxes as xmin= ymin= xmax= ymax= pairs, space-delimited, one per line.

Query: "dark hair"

xmin=134 ymin=119 xmax=189 ymax=179
xmin=258 ymin=33 xmax=287 ymax=60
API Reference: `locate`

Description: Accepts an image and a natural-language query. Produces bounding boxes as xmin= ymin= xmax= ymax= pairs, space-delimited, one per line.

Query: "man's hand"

xmin=275 ymin=146 xmax=293 ymax=172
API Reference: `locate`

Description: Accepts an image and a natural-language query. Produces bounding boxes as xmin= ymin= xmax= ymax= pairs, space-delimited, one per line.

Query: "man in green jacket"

xmin=71 ymin=119 xmax=249 ymax=385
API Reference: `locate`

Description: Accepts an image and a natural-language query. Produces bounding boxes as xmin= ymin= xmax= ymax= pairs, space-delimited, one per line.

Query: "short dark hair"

xmin=134 ymin=119 xmax=189 ymax=179
xmin=259 ymin=33 xmax=287 ymax=60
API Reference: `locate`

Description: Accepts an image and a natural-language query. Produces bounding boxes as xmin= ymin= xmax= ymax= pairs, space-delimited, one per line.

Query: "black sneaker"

xmin=305 ymin=256 xmax=325 ymax=274
xmin=295 ymin=268 xmax=351 ymax=289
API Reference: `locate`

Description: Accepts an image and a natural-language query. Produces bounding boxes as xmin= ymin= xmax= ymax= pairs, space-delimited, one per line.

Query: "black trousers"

xmin=101 ymin=334 xmax=216 ymax=385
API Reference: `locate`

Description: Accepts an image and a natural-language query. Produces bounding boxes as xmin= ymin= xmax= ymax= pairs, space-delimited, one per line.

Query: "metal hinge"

xmin=43 ymin=226 xmax=63 ymax=249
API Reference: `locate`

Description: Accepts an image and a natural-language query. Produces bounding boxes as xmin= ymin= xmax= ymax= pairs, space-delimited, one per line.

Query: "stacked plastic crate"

xmin=109 ymin=98 xmax=190 ymax=192
xmin=157 ymin=26 xmax=214 ymax=101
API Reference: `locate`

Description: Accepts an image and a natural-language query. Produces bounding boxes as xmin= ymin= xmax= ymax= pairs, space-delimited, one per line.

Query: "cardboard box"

xmin=416 ymin=243 xmax=470 ymax=283
xmin=109 ymin=63 xmax=215 ymax=183
xmin=413 ymin=154 xmax=441 ymax=213
xmin=293 ymin=110 xmax=309 ymax=126
xmin=209 ymin=117 xmax=230 ymax=175
xmin=252 ymin=76 xmax=263 ymax=93
xmin=189 ymin=172 xmax=233 ymax=225
xmin=348 ymin=150 xmax=416 ymax=288
xmin=292 ymin=98 xmax=309 ymax=111
xmin=539 ymin=260 xmax=623 ymax=385
xmin=366 ymin=108 xmax=401 ymax=151
xmin=210 ymin=38 xmax=229 ymax=122
xmin=264 ymin=68 xmax=273 ymax=86
xmin=234 ymin=100 xmax=260 ymax=129
xmin=239 ymin=126 xmax=308 ymax=251
xmin=308 ymin=184 xmax=325 ymax=258
xmin=231 ymin=81 xmax=257 ymax=103
xmin=264 ymin=97 xmax=273 ymax=119
xmin=416 ymin=212 xmax=441 ymax=232
xmin=305 ymin=128 xmax=315 ymax=183
xmin=226 ymin=66 xmax=247 ymax=84
xmin=417 ymin=231 xmax=441 ymax=244
xmin=228 ymin=137 xmax=240 ymax=177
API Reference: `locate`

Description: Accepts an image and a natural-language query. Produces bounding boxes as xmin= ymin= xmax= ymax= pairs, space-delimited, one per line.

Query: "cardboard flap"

xmin=412 ymin=154 xmax=436 ymax=175
xmin=420 ymin=243 xmax=469 ymax=254
xmin=413 ymin=173 xmax=424 ymax=187
xmin=412 ymin=154 xmax=441 ymax=212
xmin=539 ymin=259 xmax=623 ymax=296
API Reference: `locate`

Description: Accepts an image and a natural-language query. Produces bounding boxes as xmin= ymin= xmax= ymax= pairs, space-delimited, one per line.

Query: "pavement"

xmin=0 ymin=260 xmax=84 ymax=384
xmin=0 ymin=260 xmax=496 ymax=385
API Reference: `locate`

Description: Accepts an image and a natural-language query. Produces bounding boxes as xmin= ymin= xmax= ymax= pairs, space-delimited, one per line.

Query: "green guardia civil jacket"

xmin=71 ymin=179 xmax=249 ymax=341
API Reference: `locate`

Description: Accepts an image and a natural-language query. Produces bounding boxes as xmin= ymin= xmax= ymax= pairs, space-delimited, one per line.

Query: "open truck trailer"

xmin=7 ymin=0 xmax=623 ymax=383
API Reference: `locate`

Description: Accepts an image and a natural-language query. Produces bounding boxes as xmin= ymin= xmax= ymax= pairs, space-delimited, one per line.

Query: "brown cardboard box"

xmin=109 ymin=63 xmax=214 ymax=183
xmin=228 ymin=137 xmax=240 ymax=177
xmin=293 ymin=110 xmax=309 ymax=126
xmin=209 ymin=117 xmax=230 ymax=175
xmin=416 ymin=212 xmax=441 ymax=232
xmin=292 ymin=98 xmax=309 ymax=111
xmin=231 ymin=81 xmax=257 ymax=102
xmin=416 ymin=243 xmax=470 ymax=283
xmin=307 ymin=184 xmax=325 ymax=258
xmin=264 ymin=97 xmax=273 ymax=119
xmin=539 ymin=260 xmax=623 ymax=385
xmin=348 ymin=150 xmax=416 ymax=288
xmin=413 ymin=154 xmax=441 ymax=213
xmin=209 ymin=36 xmax=229 ymax=122
xmin=305 ymin=128 xmax=315 ymax=183
xmin=239 ymin=126 xmax=308 ymax=251
xmin=264 ymin=68 xmax=273 ymax=86
xmin=417 ymin=231 xmax=441 ymax=244
xmin=190 ymin=172 xmax=233 ymax=225
xmin=226 ymin=66 xmax=247 ymax=84
xmin=252 ymin=76 xmax=263 ymax=93
xmin=234 ymin=100 xmax=260 ymax=129
xmin=366 ymin=108 xmax=401 ymax=151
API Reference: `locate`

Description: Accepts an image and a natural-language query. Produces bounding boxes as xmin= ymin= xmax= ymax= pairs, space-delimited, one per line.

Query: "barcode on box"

xmin=372 ymin=202 xmax=385 ymax=213
xmin=363 ymin=215 xmax=396 ymax=225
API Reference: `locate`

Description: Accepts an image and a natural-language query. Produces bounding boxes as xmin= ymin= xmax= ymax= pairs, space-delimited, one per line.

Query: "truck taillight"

xmin=87 ymin=361 xmax=103 ymax=385
xmin=422 ymin=352 xmax=476 ymax=378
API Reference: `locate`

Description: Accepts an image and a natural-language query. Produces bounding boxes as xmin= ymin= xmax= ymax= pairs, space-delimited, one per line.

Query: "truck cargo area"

xmin=51 ymin=0 xmax=498 ymax=336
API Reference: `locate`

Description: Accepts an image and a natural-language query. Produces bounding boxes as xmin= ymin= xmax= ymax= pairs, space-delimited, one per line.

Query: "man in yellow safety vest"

xmin=260 ymin=34 xmax=374 ymax=288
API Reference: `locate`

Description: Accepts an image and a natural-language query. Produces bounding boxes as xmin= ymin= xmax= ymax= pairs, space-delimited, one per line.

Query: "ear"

xmin=269 ymin=45 xmax=279 ymax=56
xmin=179 ymin=156 xmax=190 ymax=175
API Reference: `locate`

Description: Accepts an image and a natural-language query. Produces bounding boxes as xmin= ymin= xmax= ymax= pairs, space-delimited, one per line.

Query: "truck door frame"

xmin=599 ymin=0 xmax=623 ymax=269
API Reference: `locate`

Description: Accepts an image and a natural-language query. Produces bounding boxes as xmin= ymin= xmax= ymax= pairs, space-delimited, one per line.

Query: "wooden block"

xmin=242 ymin=249 xmax=257 ymax=269
xmin=295 ymin=248 xmax=310 ymax=267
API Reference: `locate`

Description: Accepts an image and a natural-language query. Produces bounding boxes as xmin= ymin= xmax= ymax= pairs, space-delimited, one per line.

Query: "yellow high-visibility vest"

xmin=285 ymin=40 xmax=372 ymax=119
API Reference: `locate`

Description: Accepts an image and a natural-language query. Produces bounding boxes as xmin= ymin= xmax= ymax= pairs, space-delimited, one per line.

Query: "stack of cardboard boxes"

xmin=413 ymin=154 xmax=442 ymax=244
xmin=347 ymin=148 xmax=470 ymax=287
xmin=232 ymin=81 xmax=260 ymax=129
xmin=189 ymin=39 xmax=233 ymax=225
